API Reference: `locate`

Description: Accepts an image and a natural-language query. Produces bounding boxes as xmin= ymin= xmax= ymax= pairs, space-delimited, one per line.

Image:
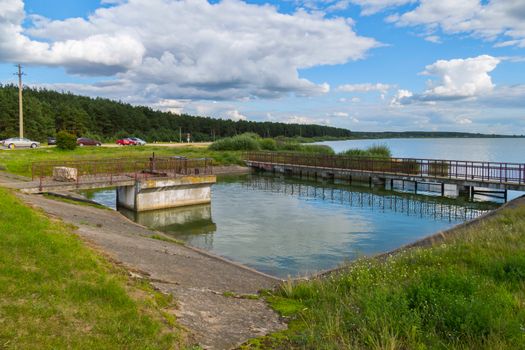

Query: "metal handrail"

xmin=244 ymin=151 xmax=525 ymax=185
xmin=32 ymin=156 xmax=213 ymax=188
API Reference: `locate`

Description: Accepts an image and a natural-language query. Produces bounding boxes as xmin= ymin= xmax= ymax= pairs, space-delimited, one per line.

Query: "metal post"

xmin=16 ymin=64 xmax=24 ymax=138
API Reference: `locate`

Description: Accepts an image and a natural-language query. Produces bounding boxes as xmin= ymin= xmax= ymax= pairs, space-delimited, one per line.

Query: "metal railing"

xmin=245 ymin=152 xmax=525 ymax=185
xmin=32 ymin=156 xmax=213 ymax=191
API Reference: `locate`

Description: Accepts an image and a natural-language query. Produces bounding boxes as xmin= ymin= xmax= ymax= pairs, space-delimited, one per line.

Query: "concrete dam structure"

xmin=116 ymin=176 xmax=216 ymax=212
xmin=27 ymin=156 xmax=216 ymax=211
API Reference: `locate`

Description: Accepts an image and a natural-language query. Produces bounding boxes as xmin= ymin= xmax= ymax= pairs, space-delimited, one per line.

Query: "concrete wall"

xmin=135 ymin=184 xmax=211 ymax=211
xmin=117 ymin=175 xmax=216 ymax=212
xmin=116 ymin=185 xmax=136 ymax=211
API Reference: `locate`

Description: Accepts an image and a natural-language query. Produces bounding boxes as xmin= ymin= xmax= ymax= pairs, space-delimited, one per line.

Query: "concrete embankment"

xmin=0 ymin=170 xmax=285 ymax=350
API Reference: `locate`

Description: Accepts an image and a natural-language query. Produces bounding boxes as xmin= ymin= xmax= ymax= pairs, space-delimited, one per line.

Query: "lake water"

xmin=318 ymin=138 xmax=525 ymax=163
xmin=82 ymin=138 xmax=521 ymax=278
xmin=83 ymin=173 xmax=498 ymax=278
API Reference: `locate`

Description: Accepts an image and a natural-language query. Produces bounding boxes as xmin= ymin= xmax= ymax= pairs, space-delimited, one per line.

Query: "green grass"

xmin=0 ymin=145 xmax=243 ymax=177
xmin=244 ymin=203 xmax=525 ymax=349
xmin=0 ymin=188 xmax=186 ymax=349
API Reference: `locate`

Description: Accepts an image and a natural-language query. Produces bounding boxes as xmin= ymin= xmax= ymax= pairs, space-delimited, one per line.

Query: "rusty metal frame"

xmin=32 ymin=156 xmax=213 ymax=191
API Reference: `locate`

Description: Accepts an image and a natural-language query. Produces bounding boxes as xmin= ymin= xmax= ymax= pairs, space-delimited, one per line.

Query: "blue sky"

xmin=1 ymin=0 xmax=524 ymax=134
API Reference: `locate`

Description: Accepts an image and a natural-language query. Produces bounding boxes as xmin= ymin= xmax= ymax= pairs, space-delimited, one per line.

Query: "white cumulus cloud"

xmin=350 ymin=0 xmax=415 ymax=15
xmin=0 ymin=0 xmax=145 ymax=75
xmin=384 ymin=0 xmax=525 ymax=48
xmin=284 ymin=115 xmax=330 ymax=125
xmin=1 ymin=0 xmax=379 ymax=101
xmin=390 ymin=89 xmax=413 ymax=105
xmin=421 ymin=55 xmax=500 ymax=98
xmin=224 ymin=110 xmax=248 ymax=121
xmin=337 ymin=83 xmax=391 ymax=93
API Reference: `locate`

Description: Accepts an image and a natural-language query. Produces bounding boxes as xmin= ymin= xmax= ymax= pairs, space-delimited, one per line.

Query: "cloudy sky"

xmin=1 ymin=0 xmax=524 ymax=134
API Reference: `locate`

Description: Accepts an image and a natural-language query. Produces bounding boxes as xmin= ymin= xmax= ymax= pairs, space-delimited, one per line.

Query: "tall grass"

xmin=339 ymin=144 xmax=392 ymax=158
xmin=0 ymin=188 xmax=185 ymax=348
xmin=208 ymin=134 xmax=261 ymax=151
xmin=208 ymin=133 xmax=335 ymax=155
xmin=245 ymin=203 xmax=525 ymax=349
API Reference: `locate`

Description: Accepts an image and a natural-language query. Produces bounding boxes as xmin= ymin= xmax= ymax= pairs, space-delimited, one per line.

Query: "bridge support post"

xmin=117 ymin=176 xmax=216 ymax=212
xmin=459 ymin=185 xmax=474 ymax=200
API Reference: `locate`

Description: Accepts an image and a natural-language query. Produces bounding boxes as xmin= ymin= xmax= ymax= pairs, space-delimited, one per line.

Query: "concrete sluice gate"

xmin=116 ymin=175 xmax=216 ymax=212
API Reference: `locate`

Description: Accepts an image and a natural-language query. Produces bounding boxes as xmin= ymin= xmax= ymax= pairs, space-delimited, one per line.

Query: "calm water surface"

xmin=84 ymin=172 xmax=497 ymax=278
xmin=318 ymin=138 xmax=525 ymax=163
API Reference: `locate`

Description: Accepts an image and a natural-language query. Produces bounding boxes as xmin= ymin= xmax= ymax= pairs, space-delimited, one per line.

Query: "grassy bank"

xmin=245 ymin=200 xmax=525 ymax=349
xmin=0 ymin=145 xmax=243 ymax=177
xmin=0 ymin=188 xmax=185 ymax=348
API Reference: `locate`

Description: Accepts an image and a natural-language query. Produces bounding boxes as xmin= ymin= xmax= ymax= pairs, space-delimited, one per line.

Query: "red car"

xmin=116 ymin=138 xmax=137 ymax=146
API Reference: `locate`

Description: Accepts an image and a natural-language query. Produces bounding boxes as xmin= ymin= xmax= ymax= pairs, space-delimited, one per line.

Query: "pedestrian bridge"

xmin=245 ymin=152 xmax=525 ymax=200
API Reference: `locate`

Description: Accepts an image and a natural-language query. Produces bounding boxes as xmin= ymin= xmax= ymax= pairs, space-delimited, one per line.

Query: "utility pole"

xmin=15 ymin=64 xmax=25 ymax=138
xmin=179 ymin=127 xmax=182 ymax=143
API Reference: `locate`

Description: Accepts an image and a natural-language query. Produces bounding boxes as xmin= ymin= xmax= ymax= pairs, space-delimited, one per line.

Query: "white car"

xmin=129 ymin=137 xmax=147 ymax=146
xmin=2 ymin=137 xmax=40 ymax=149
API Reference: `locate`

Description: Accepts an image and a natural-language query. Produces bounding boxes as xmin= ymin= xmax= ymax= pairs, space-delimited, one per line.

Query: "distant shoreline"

xmin=344 ymin=132 xmax=524 ymax=140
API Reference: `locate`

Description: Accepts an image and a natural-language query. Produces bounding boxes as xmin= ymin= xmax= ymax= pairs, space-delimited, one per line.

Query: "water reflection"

xmin=82 ymin=174 xmax=499 ymax=278
xmin=247 ymin=175 xmax=497 ymax=223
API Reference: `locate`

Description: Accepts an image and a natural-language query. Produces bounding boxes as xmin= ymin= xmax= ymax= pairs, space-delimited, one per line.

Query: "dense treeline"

xmin=350 ymin=131 xmax=524 ymax=138
xmin=0 ymin=85 xmax=351 ymax=142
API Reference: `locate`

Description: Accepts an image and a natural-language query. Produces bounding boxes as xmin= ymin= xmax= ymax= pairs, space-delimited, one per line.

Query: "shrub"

xmin=208 ymin=137 xmax=234 ymax=150
xmin=366 ymin=144 xmax=392 ymax=158
xmin=340 ymin=144 xmax=392 ymax=158
xmin=56 ymin=130 xmax=77 ymax=150
xmin=238 ymin=132 xmax=261 ymax=140
xmin=208 ymin=135 xmax=261 ymax=151
xmin=260 ymin=138 xmax=277 ymax=151
xmin=277 ymin=141 xmax=302 ymax=151
xmin=300 ymin=145 xmax=335 ymax=155
xmin=340 ymin=149 xmax=370 ymax=157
